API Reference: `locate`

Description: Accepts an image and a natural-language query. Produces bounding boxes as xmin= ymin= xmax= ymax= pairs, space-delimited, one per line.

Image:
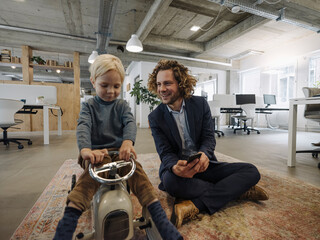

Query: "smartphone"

xmin=187 ymin=153 xmax=202 ymax=164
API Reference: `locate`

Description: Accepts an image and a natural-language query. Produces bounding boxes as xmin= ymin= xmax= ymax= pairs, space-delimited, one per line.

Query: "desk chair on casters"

xmin=208 ymin=100 xmax=224 ymax=137
xmin=232 ymin=104 xmax=260 ymax=135
xmin=0 ymin=98 xmax=32 ymax=149
xmin=296 ymin=87 xmax=320 ymax=169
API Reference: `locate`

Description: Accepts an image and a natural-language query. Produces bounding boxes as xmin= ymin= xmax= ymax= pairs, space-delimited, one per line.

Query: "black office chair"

xmin=0 ymin=99 xmax=32 ymax=149
xmin=296 ymin=87 xmax=320 ymax=169
xmin=232 ymin=104 xmax=260 ymax=134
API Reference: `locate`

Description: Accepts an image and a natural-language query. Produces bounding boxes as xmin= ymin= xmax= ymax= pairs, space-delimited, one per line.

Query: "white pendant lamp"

xmin=126 ymin=34 xmax=143 ymax=53
xmin=88 ymin=50 xmax=98 ymax=64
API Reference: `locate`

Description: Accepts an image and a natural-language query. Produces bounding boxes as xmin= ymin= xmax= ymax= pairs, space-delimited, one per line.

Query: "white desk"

xmin=20 ymin=104 xmax=62 ymax=144
xmin=288 ymin=97 xmax=320 ymax=167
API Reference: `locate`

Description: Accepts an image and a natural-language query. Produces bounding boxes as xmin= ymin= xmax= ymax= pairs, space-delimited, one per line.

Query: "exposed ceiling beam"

xmin=136 ymin=0 xmax=173 ymax=41
xmin=144 ymin=34 xmax=204 ymax=52
xmin=202 ymin=15 xmax=270 ymax=54
xmin=61 ymin=0 xmax=84 ymax=36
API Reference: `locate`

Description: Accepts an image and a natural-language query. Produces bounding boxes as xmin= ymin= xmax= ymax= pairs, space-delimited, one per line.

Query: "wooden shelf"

xmin=0 ymin=61 xmax=22 ymax=67
xmin=30 ymin=63 xmax=73 ymax=71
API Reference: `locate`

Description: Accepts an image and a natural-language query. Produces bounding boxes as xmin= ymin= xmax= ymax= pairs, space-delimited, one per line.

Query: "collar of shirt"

xmin=166 ymin=100 xmax=185 ymax=114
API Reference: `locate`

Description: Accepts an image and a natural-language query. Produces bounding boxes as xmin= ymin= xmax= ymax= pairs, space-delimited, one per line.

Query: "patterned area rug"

xmin=11 ymin=152 xmax=320 ymax=240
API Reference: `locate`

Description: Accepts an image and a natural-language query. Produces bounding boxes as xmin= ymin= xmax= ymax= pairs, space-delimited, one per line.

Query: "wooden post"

xmin=73 ymin=51 xmax=81 ymax=128
xmin=21 ymin=45 xmax=33 ymax=84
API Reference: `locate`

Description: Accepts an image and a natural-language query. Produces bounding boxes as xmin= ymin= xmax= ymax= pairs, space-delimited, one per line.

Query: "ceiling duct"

xmin=96 ymin=0 xmax=119 ymax=54
xmin=207 ymin=0 xmax=320 ymax=33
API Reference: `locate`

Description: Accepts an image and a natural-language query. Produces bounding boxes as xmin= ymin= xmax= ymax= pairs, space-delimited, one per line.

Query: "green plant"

xmin=313 ymin=80 xmax=320 ymax=88
xmin=130 ymin=80 xmax=161 ymax=112
xmin=31 ymin=56 xmax=46 ymax=65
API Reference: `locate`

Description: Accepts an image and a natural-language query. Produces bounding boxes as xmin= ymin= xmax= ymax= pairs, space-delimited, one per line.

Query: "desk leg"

xmin=43 ymin=106 xmax=49 ymax=144
xmin=57 ymin=109 xmax=62 ymax=136
xmin=288 ymin=102 xmax=297 ymax=167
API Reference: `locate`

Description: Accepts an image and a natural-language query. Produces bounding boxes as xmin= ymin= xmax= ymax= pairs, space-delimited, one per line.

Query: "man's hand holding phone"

xmin=172 ymin=153 xmax=201 ymax=178
xmin=187 ymin=153 xmax=202 ymax=164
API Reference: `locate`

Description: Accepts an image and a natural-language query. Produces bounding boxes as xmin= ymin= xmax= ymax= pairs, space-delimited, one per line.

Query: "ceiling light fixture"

xmin=126 ymin=34 xmax=143 ymax=52
xmin=88 ymin=50 xmax=98 ymax=64
xmin=190 ymin=26 xmax=201 ymax=31
xmin=231 ymin=5 xmax=241 ymax=13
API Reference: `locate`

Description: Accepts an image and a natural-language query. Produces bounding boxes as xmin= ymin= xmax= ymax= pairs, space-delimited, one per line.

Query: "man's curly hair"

xmin=148 ymin=59 xmax=197 ymax=99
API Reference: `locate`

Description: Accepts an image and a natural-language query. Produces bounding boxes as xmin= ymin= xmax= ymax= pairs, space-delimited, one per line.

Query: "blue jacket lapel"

xmin=163 ymin=105 xmax=182 ymax=149
xmin=185 ymin=99 xmax=196 ymax=141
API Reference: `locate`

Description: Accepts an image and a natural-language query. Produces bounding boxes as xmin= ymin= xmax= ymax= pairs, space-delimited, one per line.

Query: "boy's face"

xmin=156 ymin=69 xmax=182 ymax=110
xmin=91 ymin=70 xmax=122 ymax=102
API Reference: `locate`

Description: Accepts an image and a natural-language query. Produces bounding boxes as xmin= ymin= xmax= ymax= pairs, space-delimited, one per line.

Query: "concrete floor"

xmin=0 ymin=127 xmax=319 ymax=239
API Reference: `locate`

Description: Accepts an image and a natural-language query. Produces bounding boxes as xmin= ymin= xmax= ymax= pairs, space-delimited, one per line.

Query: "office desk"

xmin=220 ymin=107 xmax=289 ymax=114
xmin=288 ymin=97 xmax=320 ymax=167
xmin=18 ymin=104 xmax=62 ymax=144
xmin=255 ymin=107 xmax=289 ymax=113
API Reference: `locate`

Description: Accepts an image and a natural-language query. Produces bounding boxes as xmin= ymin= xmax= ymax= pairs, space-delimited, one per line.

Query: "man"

xmin=147 ymin=59 xmax=268 ymax=228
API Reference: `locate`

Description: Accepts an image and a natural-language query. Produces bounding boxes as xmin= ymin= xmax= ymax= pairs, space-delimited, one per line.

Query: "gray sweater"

xmin=77 ymin=96 xmax=136 ymax=150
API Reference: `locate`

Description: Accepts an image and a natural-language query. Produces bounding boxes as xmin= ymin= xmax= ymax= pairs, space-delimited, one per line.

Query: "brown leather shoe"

xmin=170 ymin=200 xmax=199 ymax=228
xmin=239 ymin=185 xmax=269 ymax=201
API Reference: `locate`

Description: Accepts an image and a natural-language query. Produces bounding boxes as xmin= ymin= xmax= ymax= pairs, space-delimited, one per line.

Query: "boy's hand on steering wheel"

xmin=119 ymin=140 xmax=137 ymax=161
xmin=81 ymin=148 xmax=108 ymax=165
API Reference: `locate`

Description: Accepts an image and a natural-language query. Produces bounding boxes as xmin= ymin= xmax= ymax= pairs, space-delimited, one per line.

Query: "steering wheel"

xmin=89 ymin=155 xmax=136 ymax=185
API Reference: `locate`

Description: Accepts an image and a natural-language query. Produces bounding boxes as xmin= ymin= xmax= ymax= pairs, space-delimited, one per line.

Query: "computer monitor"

xmin=263 ymin=94 xmax=276 ymax=107
xmin=235 ymin=94 xmax=256 ymax=105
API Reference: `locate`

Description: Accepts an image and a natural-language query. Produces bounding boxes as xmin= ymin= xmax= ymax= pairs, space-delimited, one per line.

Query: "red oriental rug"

xmin=11 ymin=152 xmax=320 ymax=240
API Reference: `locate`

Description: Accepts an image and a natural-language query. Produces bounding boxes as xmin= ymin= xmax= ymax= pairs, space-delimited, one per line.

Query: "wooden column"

xmin=73 ymin=51 xmax=81 ymax=127
xmin=21 ymin=45 xmax=33 ymax=84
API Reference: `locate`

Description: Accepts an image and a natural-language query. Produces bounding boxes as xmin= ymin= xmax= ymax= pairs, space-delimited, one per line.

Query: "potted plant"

xmin=31 ymin=56 xmax=46 ymax=65
xmin=130 ymin=80 xmax=161 ymax=112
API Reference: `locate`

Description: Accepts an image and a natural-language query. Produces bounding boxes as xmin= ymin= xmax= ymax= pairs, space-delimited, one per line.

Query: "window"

xmin=240 ymin=70 xmax=260 ymax=94
xmin=277 ymin=65 xmax=295 ymax=103
xmin=309 ymin=56 xmax=320 ymax=87
xmin=194 ymin=75 xmax=218 ymax=101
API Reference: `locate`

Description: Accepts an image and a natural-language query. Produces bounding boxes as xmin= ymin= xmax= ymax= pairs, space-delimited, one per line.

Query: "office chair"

xmin=296 ymin=87 xmax=320 ymax=168
xmin=0 ymin=98 xmax=32 ymax=149
xmin=232 ymin=104 xmax=260 ymax=135
xmin=208 ymin=100 xmax=224 ymax=137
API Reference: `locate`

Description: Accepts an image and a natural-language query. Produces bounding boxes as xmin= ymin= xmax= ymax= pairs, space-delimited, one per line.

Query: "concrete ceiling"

xmin=0 ymin=0 xmax=319 ymax=84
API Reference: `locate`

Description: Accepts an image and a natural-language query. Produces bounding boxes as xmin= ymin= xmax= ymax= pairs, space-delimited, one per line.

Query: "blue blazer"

xmin=148 ymin=96 xmax=218 ymax=179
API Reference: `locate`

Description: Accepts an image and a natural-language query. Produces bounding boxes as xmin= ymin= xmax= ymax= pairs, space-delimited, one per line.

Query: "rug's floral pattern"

xmin=11 ymin=153 xmax=320 ymax=240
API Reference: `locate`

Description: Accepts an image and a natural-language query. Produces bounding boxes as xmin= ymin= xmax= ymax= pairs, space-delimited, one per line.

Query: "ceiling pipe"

xmin=207 ymin=0 xmax=320 ymax=33
xmin=0 ymin=24 xmax=127 ymax=46
xmin=96 ymin=0 xmax=120 ymax=54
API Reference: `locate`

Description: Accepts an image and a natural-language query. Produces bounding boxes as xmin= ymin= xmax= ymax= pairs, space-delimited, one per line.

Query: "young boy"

xmin=54 ymin=54 xmax=183 ymax=240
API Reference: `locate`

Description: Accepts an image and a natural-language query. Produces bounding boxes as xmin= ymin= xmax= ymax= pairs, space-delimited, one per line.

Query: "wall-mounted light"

xmin=56 ymin=69 xmax=61 ymax=73
xmin=11 ymin=65 xmax=16 ymax=69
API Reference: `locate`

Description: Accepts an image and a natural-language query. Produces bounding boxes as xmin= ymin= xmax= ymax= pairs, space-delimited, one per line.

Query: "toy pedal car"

xmin=74 ymin=151 xmax=162 ymax=240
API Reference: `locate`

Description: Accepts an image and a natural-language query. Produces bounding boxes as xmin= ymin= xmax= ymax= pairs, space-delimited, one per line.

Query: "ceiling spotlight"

xmin=11 ymin=65 xmax=16 ymax=69
xmin=231 ymin=5 xmax=241 ymax=13
xmin=126 ymin=34 xmax=143 ymax=53
xmin=56 ymin=69 xmax=61 ymax=73
xmin=190 ymin=26 xmax=201 ymax=32
xmin=88 ymin=50 xmax=98 ymax=64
